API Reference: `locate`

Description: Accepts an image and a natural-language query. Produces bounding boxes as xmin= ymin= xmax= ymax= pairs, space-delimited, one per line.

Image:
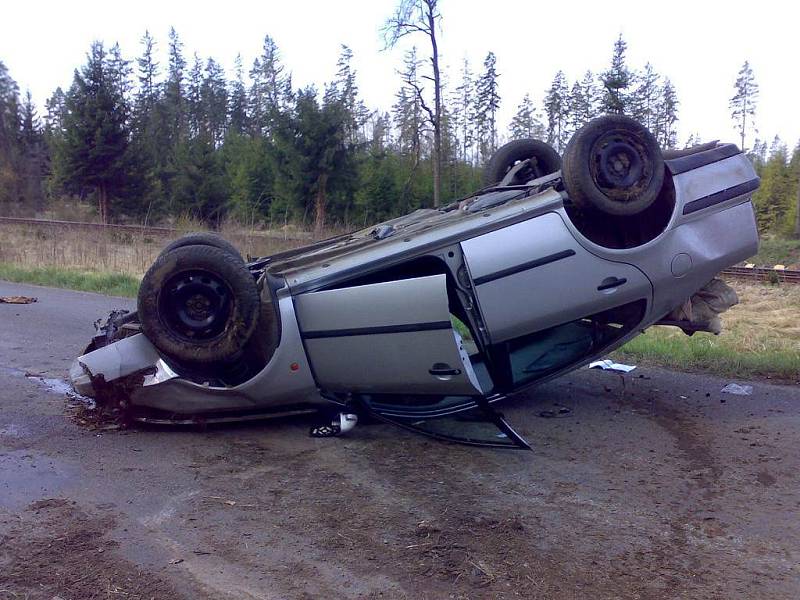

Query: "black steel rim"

xmin=591 ymin=131 xmax=650 ymax=199
xmin=160 ymin=269 xmax=231 ymax=340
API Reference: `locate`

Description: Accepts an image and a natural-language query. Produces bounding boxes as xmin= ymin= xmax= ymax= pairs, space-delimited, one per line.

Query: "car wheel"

xmin=483 ymin=139 xmax=562 ymax=186
xmin=137 ymin=244 xmax=260 ymax=365
xmin=160 ymin=232 xmax=244 ymax=263
xmin=562 ymin=115 xmax=664 ymax=216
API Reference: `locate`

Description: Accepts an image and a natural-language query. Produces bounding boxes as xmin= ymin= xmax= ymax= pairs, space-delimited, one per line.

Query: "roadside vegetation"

xmin=617 ymin=281 xmax=800 ymax=382
xmin=0 ymin=221 xmax=303 ymax=278
xmin=750 ymin=236 xmax=800 ymax=268
xmin=0 ymin=263 xmax=139 ymax=297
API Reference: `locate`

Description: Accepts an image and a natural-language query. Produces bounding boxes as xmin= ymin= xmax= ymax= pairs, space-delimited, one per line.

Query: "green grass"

xmin=615 ymin=326 xmax=800 ymax=382
xmin=750 ymin=236 xmax=800 ymax=268
xmin=0 ymin=263 xmax=140 ymax=298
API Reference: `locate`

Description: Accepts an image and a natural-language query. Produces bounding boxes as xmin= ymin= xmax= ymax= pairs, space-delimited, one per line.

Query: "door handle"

xmin=429 ymin=366 xmax=462 ymax=376
xmin=597 ymin=277 xmax=627 ymax=291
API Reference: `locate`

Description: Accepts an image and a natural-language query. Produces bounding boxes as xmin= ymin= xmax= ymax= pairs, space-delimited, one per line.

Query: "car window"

xmin=502 ymin=300 xmax=646 ymax=387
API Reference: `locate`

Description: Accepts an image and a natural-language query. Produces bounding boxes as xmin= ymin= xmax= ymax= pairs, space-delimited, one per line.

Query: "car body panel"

xmin=295 ymin=274 xmax=482 ymax=395
xmin=461 ymin=212 xmax=653 ymax=343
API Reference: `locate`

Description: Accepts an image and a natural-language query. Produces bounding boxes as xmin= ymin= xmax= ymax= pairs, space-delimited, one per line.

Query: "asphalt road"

xmin=1 ymin=281 xmax=798 ymax=599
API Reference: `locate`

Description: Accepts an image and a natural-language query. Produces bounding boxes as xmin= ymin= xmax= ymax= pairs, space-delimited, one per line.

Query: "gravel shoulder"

xmin=1 ymin=281 xmax=798 ymax=599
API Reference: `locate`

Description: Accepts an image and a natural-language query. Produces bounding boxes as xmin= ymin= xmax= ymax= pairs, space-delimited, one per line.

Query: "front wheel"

xmin=562 ymin=115 xmax=664 ymax=216
xmin=137 ymin=244 xmax=260 ymax=365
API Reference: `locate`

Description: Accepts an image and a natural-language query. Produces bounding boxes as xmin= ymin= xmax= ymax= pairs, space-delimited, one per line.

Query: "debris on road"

xmin=588 ymin=359 xmax=637 ymax=373
xmin=721 ymin=383 xmax=754 ymax=396
xmin=538 ymin=407 xmax=572 ymax=418
xmin=0 ymin=295 xmax=37 ymax=304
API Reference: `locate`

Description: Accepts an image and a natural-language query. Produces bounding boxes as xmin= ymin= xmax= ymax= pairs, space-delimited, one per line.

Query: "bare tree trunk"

xmin=427 ymin=1 xmax=442 ymax=208
xmin=314 ymin=173 xmax=329 ymax=238
xmin=98 ymin=184 xmax=109 ymax=224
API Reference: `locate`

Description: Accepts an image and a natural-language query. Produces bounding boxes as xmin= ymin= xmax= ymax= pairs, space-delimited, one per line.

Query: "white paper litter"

xmin=588 ymin=359 xmax=637 ymax=373
xmin=721 ymin=383 xmax=753 ymax=396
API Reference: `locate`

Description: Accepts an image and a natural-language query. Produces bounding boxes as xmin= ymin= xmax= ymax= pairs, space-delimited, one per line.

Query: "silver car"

xmin=70 ymin=115 xmax=760 ymax=448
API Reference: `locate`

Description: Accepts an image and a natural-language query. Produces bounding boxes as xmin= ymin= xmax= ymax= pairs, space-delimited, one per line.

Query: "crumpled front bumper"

xmin=70 ymin=333 xmax=162 ymax=397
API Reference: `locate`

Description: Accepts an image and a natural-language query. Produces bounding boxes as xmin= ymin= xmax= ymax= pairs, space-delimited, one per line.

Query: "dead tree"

xmin=383 ymin=0 xmax=443 ymax=208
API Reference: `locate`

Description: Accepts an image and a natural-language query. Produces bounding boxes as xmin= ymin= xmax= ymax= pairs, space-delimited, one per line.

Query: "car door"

xmin=294 ymin=274 xmax=482 ymax=395
xmin=460 ymin=211 xmax=653 ymax=345
xmin=294 ymin=273 xmax=531 ymax=448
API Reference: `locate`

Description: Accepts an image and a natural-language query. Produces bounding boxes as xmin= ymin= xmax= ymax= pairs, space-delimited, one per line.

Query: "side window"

xmin=501 ymin=300 xmax=646 ymax=387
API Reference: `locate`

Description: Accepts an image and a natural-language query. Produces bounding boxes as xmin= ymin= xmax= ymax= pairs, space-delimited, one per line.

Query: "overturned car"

xmin=70 ymin=116 xmax=760 ymax=448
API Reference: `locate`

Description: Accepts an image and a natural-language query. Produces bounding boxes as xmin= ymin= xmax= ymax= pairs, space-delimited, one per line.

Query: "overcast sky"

xmin=2 ymin=0 xmax=797 ymax=149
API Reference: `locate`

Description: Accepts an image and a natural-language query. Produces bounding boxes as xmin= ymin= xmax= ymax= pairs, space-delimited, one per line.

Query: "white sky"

xmin=2 ymin=0 xmax=798 ymax=149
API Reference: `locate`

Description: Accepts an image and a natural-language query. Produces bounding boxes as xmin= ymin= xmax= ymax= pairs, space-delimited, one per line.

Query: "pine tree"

xmin=56 ymin=41 xmax=133 ymax=222
xmin=600 ymin=35 xmax=633 ymax=114
xmin=393 ymin=47 xmax=424 ymax=158
xmin=452 ymin=58 xmax=475 ymax=165
xmin=136 ymin=30 xmax=159 ymax=119
xmin=475 ymin=51 xmax=500 ymax=161
xmin=729 ymin=61 xmax=759 ymax=151
xmin=563 ymin=70 xmax=599 ymax=137
xmin=19 ymin=90 xmax=46 ymax=210
xmin=791 ymin=142 xmax=800 ymax=238
xmin=747 ymin=138 xmax=768 ymax=169
xmin=653 ymin=79 xmax=679 ymax=149
xmin=544 ymin=71 xmax=569 ymax=152
xmin=509 ymin=93 xmax=544 ymax=140
xmin=752 ymin=136 xmax=791 ymax=232
xmin=631 ymin=63 xmax=660 ymax=130
xmin=201 ymin=58 xmax=228 ymax=146
xmin=228 ymin=54 xmax=248 ymax=136
xmin=44 ymin=87 xmax=66 ymax=134
xmin=106 ymin=42 xmax=134 ymax=108
xmin=0 ymin=60 xmax=23 ymax=207
xmin=187 ymin=53 xmax=203 ymax=138
xmin=248 ymin=35 xmax=290 ymax=138
xmin=325 ymin=45 xmax=368 ymax=144
xmin=164 ymin=27 xmax=186 ymax=144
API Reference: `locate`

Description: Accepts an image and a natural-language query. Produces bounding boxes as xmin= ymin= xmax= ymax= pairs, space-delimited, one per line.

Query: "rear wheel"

xmin=562 ymin=115 xmax=664 ymax=216
xmin=483 ymin=139 xmax=562 ymax=186
xmin=137 ymin=244 xmax=260 ymax=365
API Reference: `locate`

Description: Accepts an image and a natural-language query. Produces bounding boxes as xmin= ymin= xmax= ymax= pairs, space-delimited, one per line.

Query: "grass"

xmin=0 ymin=263 xmax=140 ymax=297
xmin=617 ymin=281 xmax=800 ymax=381
xmin=749 ymin=236 xmax=800 ymax=268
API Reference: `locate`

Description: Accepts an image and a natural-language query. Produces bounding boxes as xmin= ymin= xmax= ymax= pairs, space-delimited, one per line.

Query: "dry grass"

xmin=618 ymin=280 xmax=800 ymax=381
xmin=0 ymin=222 xmax=307 ymax=278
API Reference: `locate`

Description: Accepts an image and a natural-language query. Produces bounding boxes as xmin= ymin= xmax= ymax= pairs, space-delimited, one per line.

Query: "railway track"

xmin=0 ymin=216 xmax=308 ymax=241
xmin=721 ymin=265 xmax=800 ymax=284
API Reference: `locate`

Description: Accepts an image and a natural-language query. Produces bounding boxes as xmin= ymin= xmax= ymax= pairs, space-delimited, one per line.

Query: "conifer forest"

xmin=0 ymin=18 xmax=797 ymax=238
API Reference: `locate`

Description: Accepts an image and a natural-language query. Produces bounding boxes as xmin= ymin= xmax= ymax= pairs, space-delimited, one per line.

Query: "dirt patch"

xmin=0 ymin=498 xmax=187 ymax=600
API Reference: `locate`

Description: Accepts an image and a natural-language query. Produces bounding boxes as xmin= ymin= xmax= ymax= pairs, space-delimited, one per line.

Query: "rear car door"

xmin=461 ymin=212 xmax=653 ymax=345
